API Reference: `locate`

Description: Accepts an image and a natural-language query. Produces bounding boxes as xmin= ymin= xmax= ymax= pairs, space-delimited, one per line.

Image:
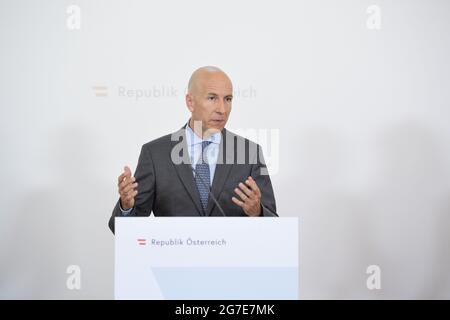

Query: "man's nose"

xmin=216 ymin=99 xmax=226 ymax=114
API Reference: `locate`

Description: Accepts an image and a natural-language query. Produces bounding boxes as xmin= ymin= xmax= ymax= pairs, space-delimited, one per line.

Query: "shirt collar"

xmin=185 ymin=121 xmax=222 ymax=147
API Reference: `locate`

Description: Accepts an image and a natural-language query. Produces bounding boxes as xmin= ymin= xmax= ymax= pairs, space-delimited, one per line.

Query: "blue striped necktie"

xmin=195 ymin=141 xmax=212 ymax=212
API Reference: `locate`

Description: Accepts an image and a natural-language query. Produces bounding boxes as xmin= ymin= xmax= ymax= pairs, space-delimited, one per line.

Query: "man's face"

xmin=186 ymin=72 xmax=233 ymax=133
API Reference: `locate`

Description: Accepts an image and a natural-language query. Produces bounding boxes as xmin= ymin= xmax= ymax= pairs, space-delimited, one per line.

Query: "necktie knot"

xmin=202 ymin=140 xmax=212 ymax=150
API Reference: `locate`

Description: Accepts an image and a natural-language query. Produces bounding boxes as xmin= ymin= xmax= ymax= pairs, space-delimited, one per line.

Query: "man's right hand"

xmin=118 ymin=166 xmax=138 ymax=210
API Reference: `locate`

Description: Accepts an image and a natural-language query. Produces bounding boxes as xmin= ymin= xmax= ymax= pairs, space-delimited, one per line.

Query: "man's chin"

xmin=205 ymin=122 xmax=225 ymax=134
xmin=210 ymin=120 xmax=226 ymax=128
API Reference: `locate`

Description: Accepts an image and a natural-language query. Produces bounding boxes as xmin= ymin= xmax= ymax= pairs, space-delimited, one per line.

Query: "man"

xmin=109 ymin=66 xmax=277 ymax=233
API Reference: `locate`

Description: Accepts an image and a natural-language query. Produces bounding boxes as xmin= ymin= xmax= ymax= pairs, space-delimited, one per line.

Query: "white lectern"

xmin=115 ymin=217 xmax=298 ymax=300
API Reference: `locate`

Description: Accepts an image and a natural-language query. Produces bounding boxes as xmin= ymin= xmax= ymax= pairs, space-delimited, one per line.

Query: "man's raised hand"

xmin=118 ymin=166 xmax=138 ymax=210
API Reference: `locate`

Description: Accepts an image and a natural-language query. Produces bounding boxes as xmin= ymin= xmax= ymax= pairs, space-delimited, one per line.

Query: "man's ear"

xmin=185 ymin=93 xmax=194 ymax=112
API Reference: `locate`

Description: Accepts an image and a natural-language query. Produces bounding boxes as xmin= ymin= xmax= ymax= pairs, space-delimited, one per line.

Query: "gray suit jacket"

xmin=108 ymin=125 xmax=277 ymax=233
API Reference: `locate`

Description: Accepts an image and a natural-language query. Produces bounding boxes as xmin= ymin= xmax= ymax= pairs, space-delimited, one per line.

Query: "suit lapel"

xmin=170 ymin=127 xmax=204 ymax=216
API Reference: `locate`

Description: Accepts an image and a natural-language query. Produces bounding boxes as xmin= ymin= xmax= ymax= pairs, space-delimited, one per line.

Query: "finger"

xmin=231 ymin=196 xmax=245 ymax=208
xmin=122 ymin=182 xmax=138 ymax=194
xmin=120 ymin=185 xmax=137 ymax=199
xmin=119 ymin=177 xmax=133 ymax=191
xmin=125 ymin=190 xmax=138 ymax=201
xmin=118 ymin=172 xmax=126 ymax=185
xmin=124 ymin=166 xmax=132 ymax=176
xmin=234 ymin=187 xmax=248 ymax=202
xmin=119 ymin=176 xmax=135 ymax=189
xmin=246 ymin=176 xmax=261 ymax=197
xmin=238 ymin=182 xmax=254 ymax=198
xmin=118 ymin=167 xmax=132 ymax=185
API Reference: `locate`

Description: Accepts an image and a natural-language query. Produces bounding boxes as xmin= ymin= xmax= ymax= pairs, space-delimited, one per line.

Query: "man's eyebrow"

xmin=206 ymin=92 xmax=233 ymax=98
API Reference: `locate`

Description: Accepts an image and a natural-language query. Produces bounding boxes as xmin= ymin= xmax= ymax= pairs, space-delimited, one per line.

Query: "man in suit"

xmin=109 ymin=66 xmax=277 ymax=233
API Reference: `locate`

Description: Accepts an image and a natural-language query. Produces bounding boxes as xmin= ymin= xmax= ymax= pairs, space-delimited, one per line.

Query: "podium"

xmin=115 ymin=217 xmax=299 ymax=300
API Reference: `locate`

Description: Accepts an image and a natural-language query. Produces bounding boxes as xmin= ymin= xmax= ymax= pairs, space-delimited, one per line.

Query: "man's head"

xmin=186 ymin=66 xmax=233 ymax=136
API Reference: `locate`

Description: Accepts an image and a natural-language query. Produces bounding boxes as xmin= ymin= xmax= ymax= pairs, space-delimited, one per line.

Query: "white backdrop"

xmin=1 ymin=0 xmax=449 ymax=299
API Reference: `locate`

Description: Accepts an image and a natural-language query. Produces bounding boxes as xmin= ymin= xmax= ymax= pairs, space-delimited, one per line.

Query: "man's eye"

xmin=208 ymin=96 xmax=216 ymax=100
xmin=226 ymin=98 xmax=232 ymax=102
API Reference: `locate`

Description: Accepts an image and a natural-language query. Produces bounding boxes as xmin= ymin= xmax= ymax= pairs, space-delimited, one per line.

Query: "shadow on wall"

xmin=292 ymin=122 xmax=450 ymax=299
xmin=368 ymin=121 xmax=450 ymax=299
xmin=292 ymin=127 xmax=376 ymax=299
xmin=0 ymin=125 xmax=114 ymax=299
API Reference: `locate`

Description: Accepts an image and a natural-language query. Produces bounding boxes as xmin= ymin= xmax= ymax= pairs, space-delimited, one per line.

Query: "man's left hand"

xmin=232 ymin=176 xmax=262 ymax=216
